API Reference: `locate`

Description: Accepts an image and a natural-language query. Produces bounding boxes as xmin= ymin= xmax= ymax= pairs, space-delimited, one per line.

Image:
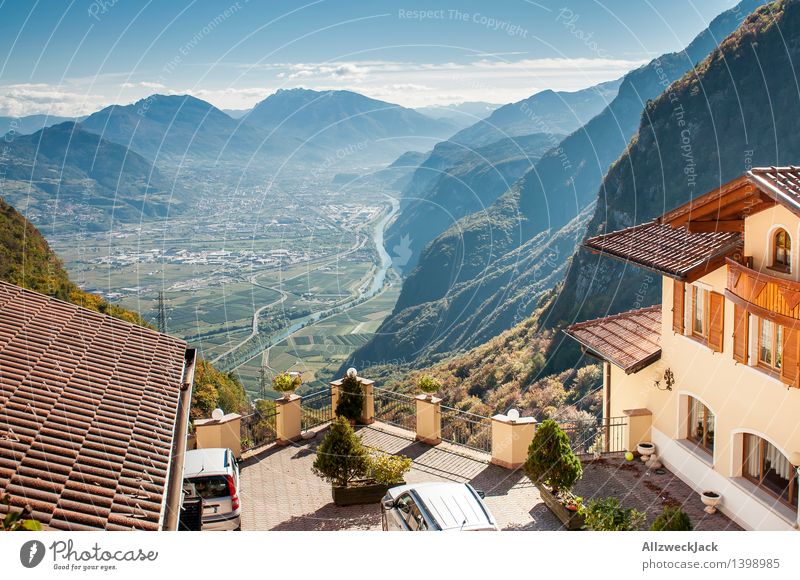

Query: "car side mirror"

xmin=476 ymin=490 xmax=486 ymax=499
xmin=382 ymin=499 xmax=395 ymax=510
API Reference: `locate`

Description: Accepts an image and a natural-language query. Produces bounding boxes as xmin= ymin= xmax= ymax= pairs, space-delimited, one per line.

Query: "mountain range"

xmin=544 ymin=0 xmax=798 ymax=371
xmin=0 ymin=122 xmax=180 ymax=231
xmin=344 ymin=0 xmax=768 ymax=374
xmin=244 ymin=88 xmax=458 ymax=164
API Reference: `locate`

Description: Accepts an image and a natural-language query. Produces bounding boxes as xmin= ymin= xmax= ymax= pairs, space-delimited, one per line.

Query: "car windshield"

xmin=185 ymin=475 xmax=229 ymax=499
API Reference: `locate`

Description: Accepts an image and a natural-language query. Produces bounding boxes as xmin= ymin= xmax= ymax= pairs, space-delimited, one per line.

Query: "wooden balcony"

xmin=726 ymin=258 xmax=800 ymax=326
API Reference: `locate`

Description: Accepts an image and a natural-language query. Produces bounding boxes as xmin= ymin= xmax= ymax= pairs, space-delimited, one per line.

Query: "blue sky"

xmin=0 ymin=0 xmax=740 ymax=115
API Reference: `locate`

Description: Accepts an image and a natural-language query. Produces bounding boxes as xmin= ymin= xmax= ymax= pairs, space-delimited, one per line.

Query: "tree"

xmin=584 ymin=497 xmax=646 ymax=531
xmin=650 ymin=505 xmax=693 ymax=531
xmin=312 ymin=418 xmax=369 ymax=487
xmin=523 ymin=419 xmax=582 ymax=495
xmin=336 ymin=374 xmax=364 ymax=422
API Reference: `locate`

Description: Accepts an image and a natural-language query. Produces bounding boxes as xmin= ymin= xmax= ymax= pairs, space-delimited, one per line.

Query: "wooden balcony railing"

xmin=726 ymin=258 xmax=800 ymax=323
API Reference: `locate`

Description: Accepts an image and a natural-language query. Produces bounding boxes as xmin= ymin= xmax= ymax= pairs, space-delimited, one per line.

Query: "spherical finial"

xmin=346 ymin=367 xmax=358 ymax=379
xmin=211 ymin=408 xmax=224 ymax=421
xmin=507 ymin=408 xmax=520 ymax=421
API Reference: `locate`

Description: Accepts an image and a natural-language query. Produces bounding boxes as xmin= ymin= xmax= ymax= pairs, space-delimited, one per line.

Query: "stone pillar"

xmin=490 ymin=414 xmax=537 ymax=470
xmin=623 ymin=408 xmax=653 ymax=453
xmin=194 ymin=413 xmax=242 ymax=459
xmin=360 ymin=379 xmax=375 ymax=425
xmin=415 ymin=395 xmax=441 ymax=445
xmin=275 ymin=394 xmax=302 ymax=445
xmin=329 ymin=375 xmax=374 ymax=425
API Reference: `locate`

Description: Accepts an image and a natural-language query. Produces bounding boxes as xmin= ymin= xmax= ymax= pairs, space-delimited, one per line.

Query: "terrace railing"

xmin=301 ymin=388 xmax=333 ymax=431
xmin=240 ymin=405 xmax=278 ymax=451
xmin=440 ymin=404 xmax=492 ymax=453
xmin=373 ymin=386 xmax=416 ymax=431
xmin=557 ymin=416 xmax=627 ymax=455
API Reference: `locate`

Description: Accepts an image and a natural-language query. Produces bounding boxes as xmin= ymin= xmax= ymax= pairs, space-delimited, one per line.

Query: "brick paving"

xmin=238 ymin=422 xmax=739 ymax=531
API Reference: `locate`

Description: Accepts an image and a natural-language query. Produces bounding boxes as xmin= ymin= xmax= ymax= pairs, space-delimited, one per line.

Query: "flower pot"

xmin=332 ymin=480 xmax=404 ymax=506
xmin=700 ymin=491 xmax=721 ymax=514
xmin=537 ymin=485 xmax=584 ymax=531
xmin=637 ymin=442 xmax=655 ymax=462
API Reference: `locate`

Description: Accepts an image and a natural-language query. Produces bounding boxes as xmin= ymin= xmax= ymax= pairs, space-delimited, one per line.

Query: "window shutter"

xmin=708 ymin=291 xmax=725 ymax=352
xmin=732 ymin=304 xmax=749 ymax=363
xmin=780 ymin=326 xmax=800 ymax=388
xmin=672 ymin=280 xmax=685 ymax=334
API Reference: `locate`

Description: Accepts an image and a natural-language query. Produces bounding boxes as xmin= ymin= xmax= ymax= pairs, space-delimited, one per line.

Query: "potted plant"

xmin=417 ymin=375 xmax=441 ymax=400
xmin=336 ymin=371 xmax=364 ymax=424
xmin=523 ymin=419 xmax=585 ymax=530
xmin=273 ymin=371 xmax=302 ymax=400
xmin=312 ymin=417 xmax=411 ymax=506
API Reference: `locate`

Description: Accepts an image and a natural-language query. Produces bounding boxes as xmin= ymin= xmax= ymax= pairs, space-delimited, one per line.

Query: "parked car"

xmin=381 ymin=482 xmax=499 ymax=531
xmin=183 ymin=448 xmax=241 ymax=531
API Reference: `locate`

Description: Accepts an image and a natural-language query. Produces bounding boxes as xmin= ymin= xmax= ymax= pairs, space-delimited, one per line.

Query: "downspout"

xmin=163 ymin=348 xmax=196 ymax=531
xmin=604 ymin=361 xmax=611 ymax=453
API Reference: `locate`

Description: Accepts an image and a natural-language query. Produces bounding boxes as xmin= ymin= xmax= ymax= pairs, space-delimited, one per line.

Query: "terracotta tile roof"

xmin=584 ymin=221 xmax=742 ymax=280
xmin=563 ymin=305 xmax=662 ymax=374
xmin=0 ymin=281 xmax=189 ymax=530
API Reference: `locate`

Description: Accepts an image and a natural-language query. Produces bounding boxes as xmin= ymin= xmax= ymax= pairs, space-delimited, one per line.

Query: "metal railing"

xmin=301 ymin=388 xmax=332 ymax=431
xmin=440 ymin=404 xmax=492 ymax=453
xmin=373 ymin=386 xmax=416 ymax=431
xmin=240 ymin=404 xmax=278 ymax=451
xmin=557 ymin=416 xmax=627 ymax=455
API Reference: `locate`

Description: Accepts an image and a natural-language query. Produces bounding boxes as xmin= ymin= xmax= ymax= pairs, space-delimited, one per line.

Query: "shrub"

xmin=417 ymin=375 xmax=442 ymax=396
xmin=312 ymin=417 xmax=369 ymax=487
xmin=366 ymin=451 xmax=412 ymax=485
xmin=584 ymin=497 xmax=646 ymax=531
xmin=1 ymin=492 xmax=42 ymax=531
xmin=523 ymin=419 xmax=582 ymax=495
xmin=272 ymin=372 xmax=302 ymax=396
xmin=336 ymin=374 xmax=364 ymax=422
xmin=650 ymin=505 xmax=693 ymax=531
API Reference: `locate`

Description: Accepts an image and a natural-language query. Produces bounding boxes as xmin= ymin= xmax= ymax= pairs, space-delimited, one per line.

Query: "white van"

xmin=381 ymin=482 xmax=499 ymax=531
xmin=183 ymin=448 xmax=241 ymax=531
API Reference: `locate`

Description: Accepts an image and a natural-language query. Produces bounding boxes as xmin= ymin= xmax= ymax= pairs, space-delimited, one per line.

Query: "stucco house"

xmin=565 ymin=167 xmax=800 ymax=531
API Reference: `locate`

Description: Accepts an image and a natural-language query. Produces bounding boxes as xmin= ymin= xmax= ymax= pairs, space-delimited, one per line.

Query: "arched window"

xmin=773 ymin=229 xmax=791 ymax=271
xmin=743 ymin=433 xmax=797 ymax=508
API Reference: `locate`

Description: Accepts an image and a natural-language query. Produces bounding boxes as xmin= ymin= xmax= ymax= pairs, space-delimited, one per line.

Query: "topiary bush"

xmin=650 ymin=505 xmax=693 ymax=531
xmin=336 ymin=374 xmax=364 ymax=422
xmin=523 ymin=419 xmax=582 ymax=495
xmin=417 ymin=375 xmax=442 ymax=397
xmin=366 ymin=450 xmax=412 ymax=485
xmin=584 ymin=497 xmax=646 ymax=531
xmin=272 ymin=371 xmax=302 ymax=398
xmin=312 ymin=417 xmax=369 ymax=487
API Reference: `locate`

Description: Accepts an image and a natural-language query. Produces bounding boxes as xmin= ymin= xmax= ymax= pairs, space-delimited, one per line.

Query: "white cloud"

xmin=121 ymin=81 xmax=166 ymax=89
xmin=0 ymin=83 xmax=108 ymax=117
xmin=0 ymin=56 xmax=648 ymax=116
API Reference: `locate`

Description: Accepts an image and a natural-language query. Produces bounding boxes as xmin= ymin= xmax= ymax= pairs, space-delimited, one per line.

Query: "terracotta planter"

xmin=537 ymin=485 xmax=585 ymax=531
xmin=332 ymin=480 xmax=404 ymax=506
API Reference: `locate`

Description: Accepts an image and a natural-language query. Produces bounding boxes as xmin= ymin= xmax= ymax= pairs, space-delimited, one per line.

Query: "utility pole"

xmin=156 ymin=291 xmax=168 ymax=334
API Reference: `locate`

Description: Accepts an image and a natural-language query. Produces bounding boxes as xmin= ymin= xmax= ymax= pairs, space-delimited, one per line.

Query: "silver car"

xmin=381 ymin=482 xmax=499 ymax=531
xmin=183 ymin=448 xmax=241 ymax=531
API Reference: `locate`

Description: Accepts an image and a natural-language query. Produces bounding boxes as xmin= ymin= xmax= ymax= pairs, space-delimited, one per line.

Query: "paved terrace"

xmin=239 ymin=422 xmax=740 ymax=531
